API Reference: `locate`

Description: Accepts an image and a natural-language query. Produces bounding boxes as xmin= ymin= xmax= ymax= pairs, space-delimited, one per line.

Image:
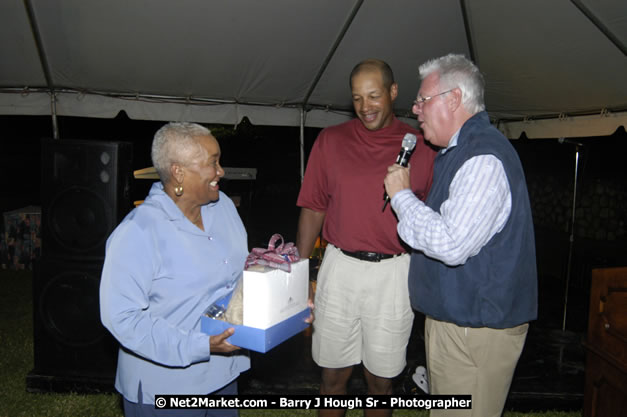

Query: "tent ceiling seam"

xmin=570 ymin=0 xmax=627 ymax=57
xmin=23 ymin=0 xmax=55 ymax=92
xmin=23 ymin=0 xmax=59 ymax=138
xmin=302 ymin=0 xmax=364 ymax=108
xmin=459 ymin=0 xmax=476 ymax=63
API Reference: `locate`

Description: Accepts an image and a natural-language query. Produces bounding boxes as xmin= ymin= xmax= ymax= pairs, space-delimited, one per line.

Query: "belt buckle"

xmin=362 ymin=251 xmax=381 ymax=262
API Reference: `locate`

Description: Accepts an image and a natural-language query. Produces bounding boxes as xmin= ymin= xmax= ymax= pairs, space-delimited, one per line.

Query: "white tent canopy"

xmin=1 ymin=0 xmax=626 ymax=139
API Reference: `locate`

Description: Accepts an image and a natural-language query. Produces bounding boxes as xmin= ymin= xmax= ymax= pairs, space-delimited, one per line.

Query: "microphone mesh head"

xmin=402 ymin=133 xmax=417 ymax=150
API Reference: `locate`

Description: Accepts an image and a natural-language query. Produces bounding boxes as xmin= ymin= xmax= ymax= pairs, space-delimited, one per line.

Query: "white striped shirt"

xmin=391 ymin=135 xmax=512 ymax=266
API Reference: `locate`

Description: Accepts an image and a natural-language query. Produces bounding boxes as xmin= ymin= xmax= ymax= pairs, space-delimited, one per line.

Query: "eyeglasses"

xmin=412 ymin=89 xmax=455 ymax=107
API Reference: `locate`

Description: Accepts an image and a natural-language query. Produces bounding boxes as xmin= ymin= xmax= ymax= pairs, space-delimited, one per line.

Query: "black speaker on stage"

xmin=28 ymin=139 xmax=133 ymax=393
xmin=30 ymin=259 xmax=119 ymax=384
xmin=40 ymin=139 xmax=133 ymax=261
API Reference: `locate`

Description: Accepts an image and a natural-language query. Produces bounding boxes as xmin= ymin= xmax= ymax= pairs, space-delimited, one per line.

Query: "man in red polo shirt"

xmin=297 ymin=59 xmax=436 ymax=417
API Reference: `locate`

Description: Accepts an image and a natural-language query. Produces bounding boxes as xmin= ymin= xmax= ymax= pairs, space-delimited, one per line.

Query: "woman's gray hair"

xmin=151 ymin=122 xmax=212 ymax=184
xmin=419 ymin=53 xmax=485 ymax=114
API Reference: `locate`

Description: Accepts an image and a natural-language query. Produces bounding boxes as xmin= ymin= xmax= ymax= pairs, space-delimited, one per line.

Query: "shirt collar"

xmin=145 ymin=182 xmax=217 ymax=227
xmin=354 ymin=115 xmax=400 ymax=136
xmin=441 ymin=127 xmax=462 ymax=154
xmin=145 ymin=182 xmax=183 ymax=221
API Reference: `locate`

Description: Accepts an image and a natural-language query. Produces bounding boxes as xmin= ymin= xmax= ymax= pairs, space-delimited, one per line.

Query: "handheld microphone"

xmin=382 ymin=133 xmax=417 ymax=211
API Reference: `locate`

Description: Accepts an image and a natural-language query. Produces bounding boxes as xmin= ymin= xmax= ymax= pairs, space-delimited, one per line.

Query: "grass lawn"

xmin=0 ymin=269 xmax=581 ymax=416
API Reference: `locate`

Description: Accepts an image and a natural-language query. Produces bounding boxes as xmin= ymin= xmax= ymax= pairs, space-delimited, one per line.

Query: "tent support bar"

xmin=302 ymin=0 xmax=364 ymax=107
xmin=459 ymin=0 xmax=476 ymax=63
xmin=299 ymin=108 xmax=305 ymax=183
xmin=50 ymin=93 xmax=59 ymax=140
xmin=570 ymin=0 xmax=627 ymax=57
xmin=562 ymin=145 xmax=581 ymax=331
xmin=23 ymin=0 xmax=59 ymax=139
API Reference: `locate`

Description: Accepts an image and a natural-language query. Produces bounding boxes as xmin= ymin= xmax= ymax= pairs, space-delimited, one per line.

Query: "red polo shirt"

xmin=297 ymin=117 xmax=436 ymax=254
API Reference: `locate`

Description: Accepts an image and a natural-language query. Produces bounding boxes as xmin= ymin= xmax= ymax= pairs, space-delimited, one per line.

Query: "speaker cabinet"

xmin=40 ymin=139 xmax=133 ymax=261
xmin=28 ymin=139 xmax=133 ymax=393
xmin=32 ymin=259 xmax=118 ymax=377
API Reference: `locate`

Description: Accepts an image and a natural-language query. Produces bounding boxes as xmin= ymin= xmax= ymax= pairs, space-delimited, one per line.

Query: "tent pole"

xmin=562 ymin=144 xmax=581 ymax=331
xmin=299 ymin=108 xmax=305 ymax=183
xmin=50 ymin=93 xmax=59 ymax=140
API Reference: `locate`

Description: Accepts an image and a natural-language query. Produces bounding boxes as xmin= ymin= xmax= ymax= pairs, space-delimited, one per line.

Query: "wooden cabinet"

xmin=583 ymin=266 xmax=627 ymax=417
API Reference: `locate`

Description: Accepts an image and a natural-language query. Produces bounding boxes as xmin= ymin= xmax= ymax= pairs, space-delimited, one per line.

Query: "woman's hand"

xmin=209 ymin=328 xmax=240 ymax=353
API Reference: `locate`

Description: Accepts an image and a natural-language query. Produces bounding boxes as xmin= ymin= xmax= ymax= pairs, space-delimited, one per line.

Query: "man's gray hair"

xmin=419 ymin=53 xmax=485 ymax=114
xmin=151 ymin=122 xmax=212 ymax=184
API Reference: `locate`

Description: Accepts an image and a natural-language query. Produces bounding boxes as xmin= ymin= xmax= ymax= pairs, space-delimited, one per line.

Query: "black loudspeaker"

xmin=30 ymin=259 xmax=119 ymax=381
xmin=40 ymin=139 xmax=133 ymax=260
xmin=28 ymin=139 xmax=133 ymax=393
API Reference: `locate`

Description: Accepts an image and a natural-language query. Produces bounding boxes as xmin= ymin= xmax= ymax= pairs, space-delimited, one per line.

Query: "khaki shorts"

xmin=311 ymin=244 xmax=414 ymax=378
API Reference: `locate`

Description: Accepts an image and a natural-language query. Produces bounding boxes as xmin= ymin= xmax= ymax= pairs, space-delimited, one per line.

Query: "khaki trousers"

xmin=425 ymin=316 xmax=528 ymax=417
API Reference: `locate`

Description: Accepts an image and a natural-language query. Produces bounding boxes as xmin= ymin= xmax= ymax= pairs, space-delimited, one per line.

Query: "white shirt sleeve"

xmin=391 ymin=154 xmax=511 ymax=266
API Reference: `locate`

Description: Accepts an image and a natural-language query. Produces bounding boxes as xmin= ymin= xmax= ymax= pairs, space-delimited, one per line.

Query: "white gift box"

xmin=201 ymin=259 xmax=310 ymax=353
xmin=243 ymin=258 xmax=309 ymax=328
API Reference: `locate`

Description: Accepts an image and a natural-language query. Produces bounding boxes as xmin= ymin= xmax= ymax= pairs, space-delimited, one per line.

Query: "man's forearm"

xmin=296 ymin=207 xmax=326 ymax=258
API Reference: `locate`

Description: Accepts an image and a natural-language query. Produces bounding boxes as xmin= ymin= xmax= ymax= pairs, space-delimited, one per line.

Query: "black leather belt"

xmin=340 ymin=249 xmax=401 ymax=262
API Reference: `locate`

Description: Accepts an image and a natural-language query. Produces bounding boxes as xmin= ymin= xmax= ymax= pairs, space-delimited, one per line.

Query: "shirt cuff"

xmin=391 ymin=189 xmax=418 ymax=213
xmin=189 ymin=331 xmax=212 ymax=362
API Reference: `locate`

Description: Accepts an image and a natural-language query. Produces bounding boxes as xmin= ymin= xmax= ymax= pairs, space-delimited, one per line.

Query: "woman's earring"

xmin=174 ymin=184 xmax=184 ymax=196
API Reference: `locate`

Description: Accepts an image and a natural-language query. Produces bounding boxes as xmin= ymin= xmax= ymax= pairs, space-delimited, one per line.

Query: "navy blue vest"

xmin=409 ymin=112 xmax=537 ymax=328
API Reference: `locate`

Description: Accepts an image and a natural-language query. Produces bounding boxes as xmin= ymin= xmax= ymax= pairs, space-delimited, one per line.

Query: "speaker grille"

xmin=41 ymin=139 xmax=132 ymax=260
xmin=32 ymin=259 xmax=119 ymax=379
xmin=39 ymin=269 xmax=107 ymax=347
xmin=46 ymin=186 xmax=113 ymax=255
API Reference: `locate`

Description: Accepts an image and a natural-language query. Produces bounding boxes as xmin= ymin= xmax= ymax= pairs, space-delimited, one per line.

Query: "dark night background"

xmin=1 ymin=112 xmax=318 ymax=248
xmin=2 ymin=112 xmax=626 ymax=251
xmin=3 ymin=112 xmax=626 ymax=324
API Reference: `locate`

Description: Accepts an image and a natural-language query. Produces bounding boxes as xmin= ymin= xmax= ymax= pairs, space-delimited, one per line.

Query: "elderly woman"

xmin=100 ymin=122 xmax=249 ymax=417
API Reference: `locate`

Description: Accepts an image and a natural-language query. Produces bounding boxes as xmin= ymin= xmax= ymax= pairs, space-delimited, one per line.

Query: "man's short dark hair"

xmin=349 ymin=59 xmax=395 ymax=90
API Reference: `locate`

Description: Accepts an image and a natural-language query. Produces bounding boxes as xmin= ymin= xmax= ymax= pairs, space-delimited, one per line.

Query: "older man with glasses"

xmin=384 ymin=54 xmax=538 ymax=417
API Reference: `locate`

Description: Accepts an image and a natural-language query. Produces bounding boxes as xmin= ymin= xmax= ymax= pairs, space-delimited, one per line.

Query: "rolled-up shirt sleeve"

xmin=391 ymin=154 xmax=511 ymax=266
